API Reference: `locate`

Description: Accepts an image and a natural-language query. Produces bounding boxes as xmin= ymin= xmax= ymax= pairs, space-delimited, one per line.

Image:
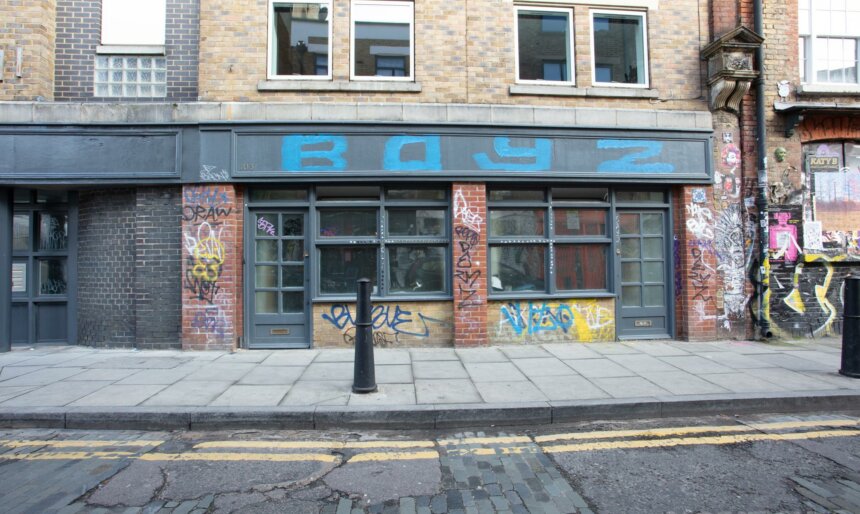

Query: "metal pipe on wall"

xmin=754 ymin=0 xmax=773 ymax=339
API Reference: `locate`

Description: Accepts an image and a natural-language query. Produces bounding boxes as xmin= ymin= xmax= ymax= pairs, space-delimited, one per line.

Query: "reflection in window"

xmin=592 ymin=11 xmax=647 ymax=86
xmin=516 ymin=8 xmax=573 ymax=82
xmin=271 ymin=1 xmax=331 ymax=77
xmin=13 ymin=214 xmax=29 ymax=251
xmin=352 ymin=0 xmax=413 ymax=78
xmin=555 ymin=245 xmax=607 ymax=290
xmin=39 ymin=259 xmax=67 ymax=295
xmin=319 ymin=209 xmax=377 ymax=237
xmin=490 ymin=246 xmax=546 ymax=292
xmin=388 ymin=209 xmax=445 ymax=236
xmin=319 ymin=247 xmax=377 ymax=294
xmin=38 ymin=213 xmax=68 ymax=251
xmin=388 ymin=246 xmax=445 ymax=293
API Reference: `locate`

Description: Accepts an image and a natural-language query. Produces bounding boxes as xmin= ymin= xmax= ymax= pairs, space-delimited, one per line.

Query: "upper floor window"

xmin=351 ymin=0 xmax=414 ymax=80
xmin=591 ymin=10 xmax=648 ymax=87
xmin=515 ymin=7 xmax=574 ymax=83
xmin=101 ymin=0 xmax=166 ymax=46
xmin=799 ymin=0 xmax=860 ymax=84
xmin=268 ymin=0 xmax=332 ymax=79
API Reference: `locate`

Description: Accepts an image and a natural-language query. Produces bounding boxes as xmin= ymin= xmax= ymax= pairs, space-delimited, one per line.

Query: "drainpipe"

xmin=754 ymin=0 xmax=773 ymax=339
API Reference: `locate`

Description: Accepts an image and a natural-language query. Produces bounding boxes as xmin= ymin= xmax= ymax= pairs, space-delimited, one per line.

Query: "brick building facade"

xmin=1 ymin=0 xmax=855 ymax=351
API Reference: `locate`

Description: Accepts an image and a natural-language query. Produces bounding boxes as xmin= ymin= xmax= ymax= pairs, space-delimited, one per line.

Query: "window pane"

xmin=251 ymin=189 xmax=308 ymax=202
xmin=643 ymin=261 xmax=664 ymax=282
xmin=12 ymin=262 xmax=26 ymax=293
xmin=38 ymin=213 xmax=68 ymax=251
xmin=490 ymin=246 xmax=546 ymax=292
xmin=319 ymin=209 xmax=377 ymax=237
xmin=622 ymin=261 xmax=640 ymax=283
xmin=13 ymin=215 xmax=29 ymax=251
xmin=552 ymin=187 xmax=609 ymax=201
xmin=256 ymin=266 xmax=278 ymax=288
xmin=36 ymin=191 xmax=68 ymax=203
xmin=490 ymin=210 xmax=546 ymax=237
xmin=555 ymin=245 xmax=607 ymax=290
xmin=316 ymin=185 xmax=379 ymax=200
xmin=517 ymin=10 xmax=571 ymax=81
xmin=619 ymin=213 xmax=639 ymax=235
xmin=353 ymin=2 xmax=412 ymax=78
xmin=616 ymin=191 xmax=664 ymax=202
xmin=489 ymin=189 xmax=545 ymax=202
xmin=642 ymin=213 xmax=663 ymax=235
xmin=386 ymin=188 xmax=445 ymax=201
xmin=283 ymin=240 xmax=304 ymax=262
xmin=622 ymin=285 xmax=641 ymax=307
xmin=388 ymin=246 xmax=446 ymax=293
xmin=642 ymin=237 xmax=663 ymax=259
xmin=256 ymin=291 xmax=278 ymax=314
xmin=643 ymin=285 xmax=664 ymax=306
xmin=388 ymin=209 xmax=445 ymax=236
xmin=620 ymin=238 xmax=640 ymax=258
xmin=282 ymin=214 xmax=303 ymax=236
xmin=282 ymin=292 xmax=304 ymax=313
xmin=256 ymin=240 xmax=277 ymax=262
xmin=272 ymin=2 xmax=330 ymax=76
xmin=39 ymin=259 xmax=67 ymax=295
xmin=554 ymin=209 xmax=607 ymax=236
xmin=282 ymin=265 xmax=304 ymax=288
xmin=319 ymin=247 xmax=377 ymax=294
xmin=256 ymin=213 xmax=278 ymax=237
xmin=593 ymin=13 xmax=646 ymax=85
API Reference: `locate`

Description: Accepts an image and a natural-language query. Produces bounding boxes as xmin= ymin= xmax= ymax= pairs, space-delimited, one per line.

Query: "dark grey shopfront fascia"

xmin=615 ymin=191 xmax=672 ymax=338
xmin=247 ymin=210 xmax=310 ymax=349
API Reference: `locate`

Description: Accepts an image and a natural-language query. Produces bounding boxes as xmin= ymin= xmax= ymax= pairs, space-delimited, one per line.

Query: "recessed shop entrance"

xmin=246 ymin=210 xmax=310 ymax=349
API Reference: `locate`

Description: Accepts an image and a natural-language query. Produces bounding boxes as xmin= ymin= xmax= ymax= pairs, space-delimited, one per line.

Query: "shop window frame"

xmin=798 ymin=0 xmax=860 ymax=86
xmin=589 ymin=9 xmax=650 ymax=88
xmin=350 ymin=0 xmax=415 ymax=81
xmin=487 ymin=187 xmax=613 ymax=299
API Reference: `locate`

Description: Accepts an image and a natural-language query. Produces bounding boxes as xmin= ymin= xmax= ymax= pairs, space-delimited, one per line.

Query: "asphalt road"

xmin=0 ymin=412 xmax=858 ymax=513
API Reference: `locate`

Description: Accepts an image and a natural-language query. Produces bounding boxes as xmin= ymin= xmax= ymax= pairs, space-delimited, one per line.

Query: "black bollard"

xmin=841 ymin=275 xmax=860 ymax=378
xmin=352 ymin=278 xmax=377 ymax=393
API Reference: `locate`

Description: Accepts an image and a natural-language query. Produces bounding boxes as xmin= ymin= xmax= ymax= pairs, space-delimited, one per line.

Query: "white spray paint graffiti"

xmin=685 ymin=203 xmax=714 ymax=240
xmin=200 ymin=165 xmax=230 ymax=182
xmin=453 ymin=189 xmax=484 ymax=234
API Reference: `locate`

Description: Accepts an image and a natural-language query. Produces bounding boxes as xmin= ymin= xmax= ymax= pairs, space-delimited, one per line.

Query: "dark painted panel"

xmin=36 ymin=303 xmax=67 ymax=342
xmin=0 ymin=131 xmax=180 ymax=179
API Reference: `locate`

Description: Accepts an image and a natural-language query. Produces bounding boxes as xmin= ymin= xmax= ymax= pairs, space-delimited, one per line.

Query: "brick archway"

xmin=798 ymin=115 xmax=860 ymax=143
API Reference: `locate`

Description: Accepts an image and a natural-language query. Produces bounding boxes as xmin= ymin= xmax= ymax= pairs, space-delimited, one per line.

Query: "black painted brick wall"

xmin=54 ymin=0 xmax=199 ymax=102
xmin=78 ymin=187 xmax=182 ymax=348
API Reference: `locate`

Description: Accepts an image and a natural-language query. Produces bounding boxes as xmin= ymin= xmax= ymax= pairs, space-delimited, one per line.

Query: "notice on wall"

xmin=12 ymin=262 xmax=26 ymax=292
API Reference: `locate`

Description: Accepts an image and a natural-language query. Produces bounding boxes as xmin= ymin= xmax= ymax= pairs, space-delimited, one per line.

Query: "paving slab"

xmin=639 ymin=371 xmax=730 ymax=395
xmin=0 ymin=367 xmax=41 ymax=381
xmin=0 ymin=386 xmax=37 ymax=403
xmin=409 ymin=348 xmax=459 ymax=361
xmin=499 ymin=346 xmax=552 ymax=359
xmin=623 ymin=341 xmax=691 ymax=356
xmin=64 ymin=369 xmax=140 ymax=382
xmin=698 ymin=372 xmax=789 ymax=393
xmin=694 ymin=351 xmax=778 ymax=370
xmin=280 ymin=381 xmax=351 ymax=406
xmin=541 ymin=344 xmax=603 ymax=360
xmin=563 ymin=358 xmax=635 ymax=378
xmin=375 ymin=365 xmax=413 ymax=384
xmin=300 ymin=362 xmax=355 ymax=381
xmin=69 ymin=384 xmax=167 ymax=407
xmin=313 ymin=349 xmax=355 ymax=362
xmin=749 ymin=352 xmax=835 ymax=372
xmin=529 ymin=375 xmax=611 ymax=401
xmin=607 ymin=354 xmax=680 ymax=373
xmin=347 ymin=384 xmax=416 ymax=406
xmin=0 ymin=367 xmax=85 ymax=387
xmin=413 ymin=361 xmax=468 ymax=379
xmin=658 ymin=355 xmax=735 ymax=374
xmin=511 ymin=358 xmax=575 ymax=377
xmin=464 ymin=362 xmax=527 ymax=382
xmin=752 ymin=368 xmax=840 ymax=391
xmin=210 ymin=385 xmax=289 ymax=406
xmin=88 ymin=356 xmax=192 ymax=369
xmin=142 ymin=381 xmax=233 ymax=406
xmin=415 ymin=379 xmax=481 ymax=404
xmin=0 ymin=381 xmax=110 ymax=407
xmin=373 ymin=349 xmax=412 ymax=365
xmin=590 ymin=377 xmax=671 ymax=398
xmin=183 ymin=363 xmax=256 ymax=382
xmin=474 ymin=381 xmax=548 ymax=403
xmin=456 ymin=348 xmax=510 ymax=363
xmin=589 ymin=344 xmax=642 ymax=355
xmin=114 ymin=368 xmax=193 ymax=385
xmin=259 ymin=350 xmax=320 ymax=367
xmin=238 ymin=366 xmax=304 ymax=385
xmin=214 ymin=351 xmax=271 ymax=363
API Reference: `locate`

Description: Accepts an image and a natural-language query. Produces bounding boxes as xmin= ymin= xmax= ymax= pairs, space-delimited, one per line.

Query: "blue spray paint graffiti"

xmin=500 ymin=301 xmax=575 ymax=335
xmin=472 ymin=137 xmax=552 ymax=171
xmin=321 ymin=304 xmax=448 ymax=338
xmin=596 ymin=140 xmax=675 ymax=173
xmin=383 ymin=135 xmax=442 ymax=171
xmin=282 ymin=135 xmax=348 ymax=171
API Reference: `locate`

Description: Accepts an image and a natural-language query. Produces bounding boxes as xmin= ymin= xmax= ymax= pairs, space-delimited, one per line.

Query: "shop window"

xmin=591 ymin=10 xmax=649 ymax=87
xmin=351 ymin=0 xmax=414 ymax=80
xmin=315 ymin=186 xmax=448 ymax=296
xmin=488 ymin=188 xmax=611 ymax=295
xmin=799 ymin=0 xmax=860 ymax=84
xmin=269 ymin=0 xmax=332 ymax=79
xmin=515 ymin=7 xmax=574 ymax=83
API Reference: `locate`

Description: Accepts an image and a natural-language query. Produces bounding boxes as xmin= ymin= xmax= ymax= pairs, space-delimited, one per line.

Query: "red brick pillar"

xmin=452 ymin=183 xmax=488 ymax=347
xmin=674 ymin=185 xmax=719 ymax=341
xmin=181 ymin=184 xmax=243 ymax=350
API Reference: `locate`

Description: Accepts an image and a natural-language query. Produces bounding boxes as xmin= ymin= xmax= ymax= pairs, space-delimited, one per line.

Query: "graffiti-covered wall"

xmin=313 ymin=302 xmax=454 ymax=347
xmin=488 ymin=298 xmax=615 ymax=344
xmin=181 ymin=184 xmax=243 ymax=350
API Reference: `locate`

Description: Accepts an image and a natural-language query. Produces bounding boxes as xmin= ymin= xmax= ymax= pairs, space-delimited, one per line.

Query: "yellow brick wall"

xmin=313 ymin=301 xmax=454 ymax=347
xmin=0 ymin=0 xmax=56 ymax=101
xmin=200 ymin=0 xmax=710 ymax=111
xmin=488 ymin=298 xmax=615 ymax=344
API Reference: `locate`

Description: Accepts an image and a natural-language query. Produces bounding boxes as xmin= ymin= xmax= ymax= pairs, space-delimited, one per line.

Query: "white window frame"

xmin=513 ymin=6 xmax=575 ymax=85
xmin=267 ymin=0 xmax=333 ymax=81
xmin=589 ymin=9 xmax=649 ymax=88
xmin=798 ymin=0 xmax=860 ymax=86
xmin=350 ymin=0 xmax=415 ymax=82
xmin=101 ymin=0 xmax=166 ymax=46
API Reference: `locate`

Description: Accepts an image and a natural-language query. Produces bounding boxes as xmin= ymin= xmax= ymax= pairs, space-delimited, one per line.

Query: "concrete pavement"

xmin=0 ymin=338 xmax=858 ymax=430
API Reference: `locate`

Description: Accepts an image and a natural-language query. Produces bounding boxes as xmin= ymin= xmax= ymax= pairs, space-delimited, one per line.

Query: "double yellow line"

xmin=0 ymin=419 xmax=857 ymax=463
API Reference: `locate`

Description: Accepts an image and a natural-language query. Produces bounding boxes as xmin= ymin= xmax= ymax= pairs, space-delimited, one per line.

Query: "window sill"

xmin=258 ymin=80 xmax=422 ymax=93
xmin=489 ymin=291 xmax=616 ymax=300
xmin=96 ymin=45 xmax=165 ymax=55
xmin=509 ymin=84 xmax=659 ymax=98
xmin=797 ymin=83 xmax=860 ymax=96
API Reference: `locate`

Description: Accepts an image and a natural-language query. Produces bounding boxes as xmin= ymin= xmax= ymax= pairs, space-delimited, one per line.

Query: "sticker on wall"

xmin=804 ymin=221 xmax=823 ymax=250
xmin=692 ymin=188 xmax=707 ymax=204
